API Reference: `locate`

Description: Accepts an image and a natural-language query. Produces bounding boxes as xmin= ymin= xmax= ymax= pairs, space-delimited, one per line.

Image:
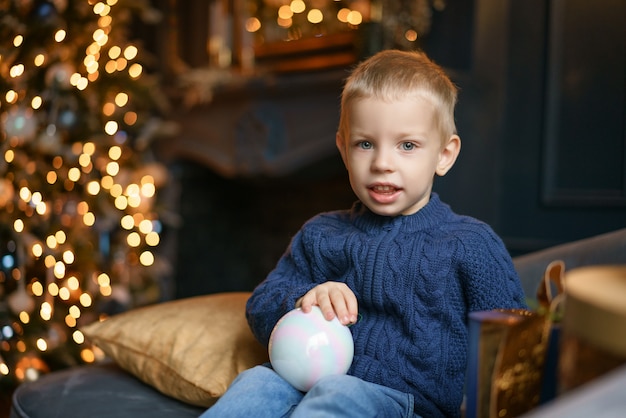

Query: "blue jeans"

xmin=199 ymin=365 xmax=420 ymax=418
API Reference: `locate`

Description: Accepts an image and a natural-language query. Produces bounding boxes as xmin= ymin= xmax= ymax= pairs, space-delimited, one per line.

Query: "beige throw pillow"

xmin=81 ymin=292 xmax=269 ymax=407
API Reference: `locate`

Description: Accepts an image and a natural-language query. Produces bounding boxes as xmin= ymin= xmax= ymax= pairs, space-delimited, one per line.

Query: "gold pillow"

xmin=81 ymin=292 xmax=269 ymax=407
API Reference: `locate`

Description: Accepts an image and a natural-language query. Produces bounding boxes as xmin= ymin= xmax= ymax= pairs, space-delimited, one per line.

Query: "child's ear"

xmin=336 ymin=133 xmax=347 ymax=166
xmin=436 ymin=135 xmax=461 ymax=176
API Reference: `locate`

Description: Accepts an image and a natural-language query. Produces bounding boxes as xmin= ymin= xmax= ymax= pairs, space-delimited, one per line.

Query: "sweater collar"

xmin=351 ymin=193 xmax=449 ymax=233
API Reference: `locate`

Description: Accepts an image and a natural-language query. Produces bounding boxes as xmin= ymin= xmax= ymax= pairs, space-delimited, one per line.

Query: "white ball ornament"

xmin=268 ymin=306 xmax=354 ymax=392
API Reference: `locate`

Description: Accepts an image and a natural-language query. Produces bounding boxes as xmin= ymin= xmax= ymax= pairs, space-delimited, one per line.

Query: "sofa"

xmin=10 ymin=228 xmax=626 ymax=418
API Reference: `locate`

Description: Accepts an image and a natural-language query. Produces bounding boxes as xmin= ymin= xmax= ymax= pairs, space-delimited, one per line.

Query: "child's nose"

xmin=371 ymin=149 xmax=394 ymax=172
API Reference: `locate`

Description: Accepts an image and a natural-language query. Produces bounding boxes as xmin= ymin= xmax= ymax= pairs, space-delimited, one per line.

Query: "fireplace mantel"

xmin=164 ymin=69 xmax=349 ymax=178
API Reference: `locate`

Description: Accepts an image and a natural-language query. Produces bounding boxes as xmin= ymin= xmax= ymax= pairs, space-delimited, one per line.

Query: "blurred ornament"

xmin=45 ymin=62 xmax=74 ymax=89
xmin=57 ymin=108 xmax=77 ymax=129
xmin=0 ymin=178 xmax=15 ymax=208
xmin=37 ymin=124 xmax=63 ymax=154
xmin=33 ymin=0 xmax=58 ymax=23
xmin=7 ymin=286 xmax=36 ymax=315
xmin=14 ymin=353 xmax=50 ymax=383
xmin=3 ymin=107 xmax=39 ymax=143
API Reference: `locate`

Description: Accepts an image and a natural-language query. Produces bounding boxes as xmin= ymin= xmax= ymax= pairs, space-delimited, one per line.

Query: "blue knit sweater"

xmin=246 ymin=194 xmax=527 ymax=417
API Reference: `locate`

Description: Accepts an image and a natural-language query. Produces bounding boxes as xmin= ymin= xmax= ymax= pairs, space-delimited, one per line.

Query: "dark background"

xmin=141 ymin=0 xmax=625 ymax=298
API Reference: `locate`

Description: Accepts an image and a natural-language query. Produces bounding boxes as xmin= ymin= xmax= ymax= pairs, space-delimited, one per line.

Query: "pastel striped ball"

xmin=268 ymin=306 xmax=354 ymax=392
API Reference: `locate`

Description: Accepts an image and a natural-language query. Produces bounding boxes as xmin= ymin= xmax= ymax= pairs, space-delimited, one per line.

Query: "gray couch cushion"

xmin=10 ymin=362 xmax=205 ymax=418
xmin=513 ymin=228 xmax=626 ymax=298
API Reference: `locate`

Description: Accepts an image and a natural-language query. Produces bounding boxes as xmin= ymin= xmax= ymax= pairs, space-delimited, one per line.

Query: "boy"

xmin=200 ymin=50 xmax=526 ymax=418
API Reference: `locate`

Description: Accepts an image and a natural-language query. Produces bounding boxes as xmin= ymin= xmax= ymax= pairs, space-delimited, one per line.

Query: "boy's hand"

xmin=295 ymin=282 xmax=358 ymax=325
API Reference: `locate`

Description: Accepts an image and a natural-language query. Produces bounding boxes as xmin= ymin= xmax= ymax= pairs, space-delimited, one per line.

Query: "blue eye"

xmin=359 ymin=141 xmax=372 ymax=149
xmin=401 ymin=142 xmax=415 ymax=150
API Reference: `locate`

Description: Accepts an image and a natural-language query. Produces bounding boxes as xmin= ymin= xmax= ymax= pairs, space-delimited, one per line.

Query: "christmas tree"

xmin=0 ymin=0 xmax=172 ymax=389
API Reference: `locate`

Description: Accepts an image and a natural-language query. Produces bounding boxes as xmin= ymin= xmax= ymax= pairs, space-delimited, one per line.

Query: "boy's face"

xmin=337 ymin=96 xmax=460 ymax=216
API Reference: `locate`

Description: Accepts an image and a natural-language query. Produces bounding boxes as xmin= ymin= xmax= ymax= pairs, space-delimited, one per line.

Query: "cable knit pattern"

xmin=246 ymin=194 xmax=527 ymax=417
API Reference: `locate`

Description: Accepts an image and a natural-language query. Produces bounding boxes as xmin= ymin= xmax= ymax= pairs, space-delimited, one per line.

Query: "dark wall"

xmin=154 ymin=0 xmax=625 ymax=297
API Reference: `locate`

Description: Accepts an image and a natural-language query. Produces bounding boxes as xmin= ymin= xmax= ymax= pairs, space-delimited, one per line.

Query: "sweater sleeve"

xmin=458 ymin=223 xmax=528 ymax=312
xmin=245 ymin=221 xmax=322 ymax=346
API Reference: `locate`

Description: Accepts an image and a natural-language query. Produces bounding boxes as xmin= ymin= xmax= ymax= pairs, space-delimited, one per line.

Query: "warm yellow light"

xmin=139 ymin=219 xmax=153 ymax=234
xmin=40 ymin=302 xmax=53 ymax=320
xmin=31 ymin=96 xmax=42 ymax=109
xmin=127 ymin=232 xmax=141 ymax=247
xmin=245 ymin=17 xmax=261 ymax=33
xmin=290 ymin=0 xmax=306 ymax=13
xmin=65 ymin=315 xmax=77 ymax=327
xmin=56 ymin=230 xmax=67 ymax=244
xmin=63 ymin=250 xmax=75 ymax=265
xmin=103 ymin=102 xmax=115 ymax=116
xmin=31 ymin=281 xmax=44 ymax=296
xmin=79 ymin=153 xmax=91 ymax=168
xmin=108 ymin=45 xmax=121 ymax=59
xmin=80 ymin=293 xmax=93 ymax=307
xmin=405 ymin=29 xmax=418 ymax=42
xmin=307 ymin=9 xmax=323 ymax=23
xmin=87 ymin=180 xmax=100 ymax=195
xmin=121 ymin=215 xmax=134 ymax=230
xmin=34 ymin=54 xmax=46 ymax=66
xmin=128 ymin=63 xmax=142 ymax=78
xmin=0 ymin=363 xmax=9 ymax=376
xmin=67 ymin=276 xmax=79 ymax=291
xmin=109 ymin=145 xmax=122 ymax=160
xmin=140 ymin=251 xmax=155 ymax=266
xmin=35 ymin=201 xmax=47 ymax=215
xmin=76 ymin=77 xmax=89 ymax=90
xmin=48 ymin=283 xmax=59 ymax=296
xmin=115 ymin=92 xmax=129 ymax=107
xmin=277 ymin=17 xmax=292 ymax=28
xmin=54 ymin=261 xmax=66 ymax=278
xmin=47 ymin=171 xmax=57 ymax=184
xmin=10 ymin=64 xmax=25 ymax=78
xmin=337 ymin=8 xmax=350 ymax=23
xmin=14 ymin=219 xmax=24 ymax=233
xmin=36 ymin=338 xmax=48 ymax=351
xmin=5 ymin=90 xmax=18 ymax=103
xmin=5 ymin=150 xmax=15 ymax=163
xmin=13 ymin=35 xmax=24 ymax=47
xmin=278 ymin=5 xmax=293 ymax=19
xmin=77 ymin=201 xmax=89 ymax=215
xmin=19 ymin=312 xmax=30 ymax=324
xmin=32 ymin=243 xmax=43 ymax=258
xmin=116 ymin=57 xmax=127 ymax=70
xmin=104 ymin=120 xmax=118 ymax=135
xmin=146 ymin=231 xmax=160 ymax=246
xmin=59 ymin=287 xmax=70 ymax=300
xmin=44 ymin=255 xmax=56 ymax=268
xmin=19 ymin=187 xmax=31 ymax=201
xmin=110 ymin=183 xmax=123 ymax=197
xmin=101 ymin=175 xmax=114 ymax=189
xmin=347 ymin=10 xmax=362 ymax=25
xmin=83 ymin=212 xmax=96 ymax=226
xmin=81 ymin=348 xmax=96 ymax=363
xmin=55 ymin=30 xmax=67 ymax=42
xmin=124 ymin=45 xmax=138 ymax=60
xmin=106 ymin=161 xmax=120 ymax=176
xmin=97 ymin=273 xmax=111 ymax=287
xmin=124 ymin=111 xmax=137 ymax=125
xmin=73 ymin=330 xmax=85 ymax=344
xmin=69 ymin=305 xmax=81 ymax=318
xmin=68 ymin=167 xmax=81 ymax=181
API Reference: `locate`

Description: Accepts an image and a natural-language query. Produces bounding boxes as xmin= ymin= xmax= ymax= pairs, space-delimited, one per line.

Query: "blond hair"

xmin=338 ymin=50 xmax=458 ymax=144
